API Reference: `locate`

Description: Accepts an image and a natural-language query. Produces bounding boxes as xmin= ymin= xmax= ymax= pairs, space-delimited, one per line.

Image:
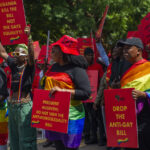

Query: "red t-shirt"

xmin=87 ymin=62 xmax=104 ymax=79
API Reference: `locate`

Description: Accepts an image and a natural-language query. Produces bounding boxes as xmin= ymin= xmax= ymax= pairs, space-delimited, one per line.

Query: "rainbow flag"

xmin=32 ymin=120 xmax=40 ymax=125
xmin=44 ymin=72 xmax=84 ymax=148
xmin=0 ymin=101 xmax=8 ymax=146
xmin=117 ymin=138 xmax=128 ymax=145
xmin=10 ymin=36 xmax=20 ymax=43
xmin=121 ymin=59 xmax=150 ymax=92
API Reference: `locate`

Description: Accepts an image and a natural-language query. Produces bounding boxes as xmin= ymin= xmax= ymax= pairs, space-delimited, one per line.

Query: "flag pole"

xmin=46 ymin=30 xmax=50 ymax=62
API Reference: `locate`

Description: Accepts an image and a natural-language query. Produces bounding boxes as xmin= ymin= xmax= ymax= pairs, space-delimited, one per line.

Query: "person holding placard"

xmin=42 ymin=35 xmax=91 ymax=150
xmin=83 ymin=47 xmax=105 ymax=145
xmin=118 ymin=37 xmax=150 ymax=150
xmin=0 ymin=26 xmax=37 ymax=150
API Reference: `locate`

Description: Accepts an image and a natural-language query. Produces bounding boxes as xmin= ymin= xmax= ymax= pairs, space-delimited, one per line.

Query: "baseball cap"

xmin=51 ymin=35 xmax=80 ymax=56
xmin=117 ymin=37 xmax=144 ymax=49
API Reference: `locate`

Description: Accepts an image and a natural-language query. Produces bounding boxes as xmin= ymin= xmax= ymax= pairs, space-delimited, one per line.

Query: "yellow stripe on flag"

xmin=0 ymin=122 xmax=8 ymax=134
xmin=0 ymin=110 xmax=8 ymax=122
xmin=122 ymin=73 xmax=150 ymax=91
xmin=121 ymin=61 xmax=150 ymax=87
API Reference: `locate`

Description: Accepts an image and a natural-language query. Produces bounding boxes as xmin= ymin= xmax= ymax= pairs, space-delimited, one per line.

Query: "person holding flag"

xmin=118 ymin=37 xmax=150 ymax=150
xmin=0 ymin=26 xmax=37 ymax=150
xmin=42 ymin=35 xmax=91 ymax=150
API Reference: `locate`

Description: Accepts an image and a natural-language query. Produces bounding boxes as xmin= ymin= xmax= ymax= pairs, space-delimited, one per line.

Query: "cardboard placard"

xmin=83 ymin=70 xmax=98 ymax=103
xmin=0 ymin=0 xmax=27 ymax=45
xmin=31 ymin=89 xmax=71 ymax=133
xmin=104 ymin=88 xmax=138 ymax=148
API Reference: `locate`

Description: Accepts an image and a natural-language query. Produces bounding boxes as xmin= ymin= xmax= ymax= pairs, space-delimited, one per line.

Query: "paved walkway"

xmin=37 ymin=139 xmax=107 ymax=150
xmin=8 ymin=130 xmax=107 ymax=150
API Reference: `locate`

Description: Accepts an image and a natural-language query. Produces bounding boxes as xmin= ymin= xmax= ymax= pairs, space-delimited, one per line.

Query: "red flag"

xmin=38 ymin=45 xmax=51 ymax=64
xmin=38 ymin=45 xmax=46 ymax=58
xmin=95 ymin=5 xmax=109 ymax=39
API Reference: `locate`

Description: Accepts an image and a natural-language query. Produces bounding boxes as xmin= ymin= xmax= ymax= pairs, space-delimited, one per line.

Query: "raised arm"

xmin=0 ymin=42 xmax=9 ymax=60
xmin=24 ymin=26 xmax=35 ymax=66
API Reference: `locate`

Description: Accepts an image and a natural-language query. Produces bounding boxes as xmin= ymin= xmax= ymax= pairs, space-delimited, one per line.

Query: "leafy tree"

xmin=23 ymin=0 xmax=150 ymax=50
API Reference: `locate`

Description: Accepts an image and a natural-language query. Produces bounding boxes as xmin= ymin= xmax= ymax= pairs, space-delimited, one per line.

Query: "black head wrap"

xmin=84 ymin=47 xmax=94 ymax=55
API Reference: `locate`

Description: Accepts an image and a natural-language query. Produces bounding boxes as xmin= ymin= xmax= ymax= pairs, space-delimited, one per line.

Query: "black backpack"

xmin=0 ymin=67 xmax=8 ymax=98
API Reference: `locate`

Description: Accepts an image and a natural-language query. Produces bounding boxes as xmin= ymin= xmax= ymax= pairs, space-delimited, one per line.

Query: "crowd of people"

xmin=0 ymin=26 xmax=150 ymax=150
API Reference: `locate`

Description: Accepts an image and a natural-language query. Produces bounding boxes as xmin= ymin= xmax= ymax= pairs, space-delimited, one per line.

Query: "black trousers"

xmin=97 ymin=106 xmax=106 ymax=142
xmin=54 ymin=140 xmax=79 ymax=150
xmin=125 ymin=125 xmax=150 ymax=150
xmin=83 ymin=103 xmax=97 ymax=140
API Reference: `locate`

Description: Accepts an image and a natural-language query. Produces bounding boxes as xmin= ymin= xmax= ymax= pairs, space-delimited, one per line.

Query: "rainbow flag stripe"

xmin=121 ymin=59 xmax=150 ymax=91
xmin=10 ymin=36 xmax=20 ymax=43
xmin=44 ymin=72 xmax=85 ymax=148
xmin=32 ymin=121 xmax=40 ymax=125
xmin=117 ymin=138 xmax=128 ymax=145
xmin=0 ymin=108 xmax=8 ymax=145
xmin=18 ymin=68 xmax=25 ymax=101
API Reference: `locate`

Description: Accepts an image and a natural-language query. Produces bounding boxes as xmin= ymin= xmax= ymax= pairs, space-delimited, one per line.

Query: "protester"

xmin=94 ymin=71 xmax=107 ymax=127
xmin=104 ymin=42 xmax=132 ymax=150
xmin=32 ymin=59 xmax=46 ymax=90
xmin=118 ymin=37 xmax=150 ymax=150
xmin=0 ymin=26 xmax=37 ymax=150
xmin=0 ymin=66 xmax=9 ymax=150
xmin=109 ymin=41 xmax=131 ymax=89
xmin=42 ymin=35 xmax=91 ymax=150
xmin=84 ymin=47 xmax=104 ymax=78
xmin=94 ymin=61 xmax=108 ymax=146
xmin=34 ymin=59 xmax=54 ymax=148
xmin=83 ymin=47 xmax=104 ymax=145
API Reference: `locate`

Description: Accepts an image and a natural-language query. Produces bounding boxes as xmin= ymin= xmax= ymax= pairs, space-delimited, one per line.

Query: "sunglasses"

xmin=12 ymin=52 xmax=27 ymax=56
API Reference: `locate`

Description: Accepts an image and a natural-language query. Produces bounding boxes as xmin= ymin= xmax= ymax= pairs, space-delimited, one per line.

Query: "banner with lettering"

xmin=31 ymin=89 xmax=71 ymax=133
xmin=0 ymin=0 xmax=27 ymax=45
xmin=77 ymin=37 xmax=99 ymax=62
xmin=83 ymin=70 xmax=98 ymax=103
xmin=104 ymin=88 xmax=138 ymax=148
